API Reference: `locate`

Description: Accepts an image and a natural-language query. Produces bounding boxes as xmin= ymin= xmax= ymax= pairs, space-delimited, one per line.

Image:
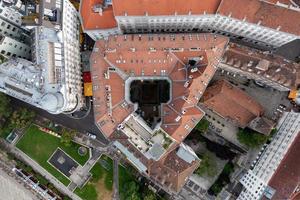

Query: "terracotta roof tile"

xmin=91 ymin=33 xmax=228 ymax=140
xmin=217 ymin=0 xmax=300 ymax=35
xmin=202 ymin=79 xmax=264 ymax=127
xmin=80 ymin=0 xmax=117 ymax=30
xmin=112 ymin=0 xmax=221 ymax=16
xmin=148 ymin=147 xmax=200 ymax=192
xmin=222 ymin=43 xmax=300 ymax=89
xmin=91 ymin=34 xmax=227 ymax=192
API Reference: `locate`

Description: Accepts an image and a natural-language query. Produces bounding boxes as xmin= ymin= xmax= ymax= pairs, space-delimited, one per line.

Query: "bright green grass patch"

xmin=100 ymin=155 xmax=114 ymax=190
xmin=16 ymin=125 xmax=89 ymax=186
xmin=75 ymin=155 xmax=114 ymax=200
xmin=89 ymin=162 xmax=104 ymax=182
xmin=75 ymin=183 xmax=97 ymax=200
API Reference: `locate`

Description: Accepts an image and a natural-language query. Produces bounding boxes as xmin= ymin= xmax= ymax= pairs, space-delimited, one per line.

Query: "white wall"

xmin=85 ymin=13 xmax=299 ymax=48
xmin=61 ymin=0 xmax=84 ymax=112
xmin=86 ymin=27 xmax=120 ymax=40
xmin=0 ymin=35 xmax=30 ymax=59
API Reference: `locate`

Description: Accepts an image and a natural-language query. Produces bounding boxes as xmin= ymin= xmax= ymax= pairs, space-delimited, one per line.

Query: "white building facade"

xmin=0 ymin=34 xmax=30 ymax=59
xmin=29 ymin=0 xmax=84 ymax=113
xmin=81 ymin=1 xmax=300 ymax=48
xmin=237 ymin=111 xmax=300 ymax=200
xmin=0 ymin=0 xmax=31 ymax=59
xmin=0 ymin=0 xmax=84 ymax=114
xmin=115 ymin=13 xmax=299 ymax=48
xmin=86 ymin=27 xmax=120 ymax=41
xmin=60 ymin=0 xmax=84 ymax=112
xmin=0 ymin=58 xmax=66 ymax=113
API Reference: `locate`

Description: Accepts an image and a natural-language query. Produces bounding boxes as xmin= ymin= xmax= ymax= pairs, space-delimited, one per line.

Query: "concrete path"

xmin=112 ymin=157 xmax=120 ymax=200
xmin=8 ymin=145 xmax=82 ymax=200
xmin=69 ymin=149 xmax=103 ymax=188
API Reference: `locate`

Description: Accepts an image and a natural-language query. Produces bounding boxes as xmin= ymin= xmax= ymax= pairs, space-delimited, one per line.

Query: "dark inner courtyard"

xmin=130 ymin=80 xmax=170 ymax=129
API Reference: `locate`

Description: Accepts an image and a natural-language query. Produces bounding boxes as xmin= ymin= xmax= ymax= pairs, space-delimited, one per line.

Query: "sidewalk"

xmin=7 ymin=144 xmax=82 ymax=200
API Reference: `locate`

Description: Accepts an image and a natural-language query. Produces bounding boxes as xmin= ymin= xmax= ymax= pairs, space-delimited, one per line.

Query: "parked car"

xmin=86 ymin=132 xmax=96 ymax=139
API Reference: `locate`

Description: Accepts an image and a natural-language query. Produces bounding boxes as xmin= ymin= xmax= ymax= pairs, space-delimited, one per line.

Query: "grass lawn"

xmin=16 ymin=125 xmax=89 ymax=186
xmin=75 ymin=155 xmax=114 ymax=200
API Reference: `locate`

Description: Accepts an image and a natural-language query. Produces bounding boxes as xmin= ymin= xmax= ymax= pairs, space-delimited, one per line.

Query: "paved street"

xmin=11 ymin=98 xmax=109 ymax=145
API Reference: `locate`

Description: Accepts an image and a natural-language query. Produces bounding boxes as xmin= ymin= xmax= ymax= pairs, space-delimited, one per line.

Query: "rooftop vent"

xmin=93 ymin=4 xmax=103 ymax=15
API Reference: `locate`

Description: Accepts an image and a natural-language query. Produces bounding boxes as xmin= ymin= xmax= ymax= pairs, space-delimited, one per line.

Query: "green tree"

xmin=237 ymin=128 xmax=268 ymax=148
xmin=0 ymin=93 xmax=12 ymax=119
xmin=143 ymin=189 xmax=157 ymax=200
xmin=195 ymin=152 xmax=217 ymax=177
xmin=122 ymin=181 xmax=141 ymax=200
xmin=9 ymin=108 xmax=35 ymax=129
xmin=195 ymin=118 xmax=210 ymax=133
xmin=60 ymin=128 xmax=76 ymax=147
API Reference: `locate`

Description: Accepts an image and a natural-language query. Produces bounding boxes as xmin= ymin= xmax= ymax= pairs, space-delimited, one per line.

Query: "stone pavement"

xmin=112 ymin=157 xmax=120 ymax=200
xmin=69 ymin=149 xmax=103 ymax=189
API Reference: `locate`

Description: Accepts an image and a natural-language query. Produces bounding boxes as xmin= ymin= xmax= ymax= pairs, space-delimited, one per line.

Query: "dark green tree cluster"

xmin=209 ymin=162 xmax=234 ymax=196
xmin=195 ymin=118 xmax=210 ymax=133
xmin=60 ymin=128 xmax=76 ymax=147
xmin=122 ymin=181 xmax=141 ymax=200
xmin=195 ymin=152 xmax=217 ymax=177
xmin=0 ymin=93 xmax=35 ymax=137
xmin=0 ymin=93 xmax=12 ymax=120
xmin=121 ymin=180 xmax=163 ymax=200
xmin=237 ymin=128 xmax=268 ymax=148
xmin=10 ymin=108 xmax=36 ymax=129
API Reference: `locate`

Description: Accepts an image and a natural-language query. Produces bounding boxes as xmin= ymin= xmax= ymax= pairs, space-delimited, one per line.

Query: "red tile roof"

xmin=148 ymin=147 xmax=200 ymax=192
xmin=267 ymin=133 xmax=300 ymax=200
xmin=90 ymin=34 xmax=227 ymax=193
xmin=112 ymin=0 xmax=221 ymax=16
xmin=91 ymin=33 xmax=228 ymax=141
xmin=80 ymin=0 xmax=117 ymax=30
xmin=217 ymin=0 xmax=300 ymax=35
xmin=222 ymin=43 xmax=300 ymax=90
xmin=202 ymin=79 xmax=264 ymax=127
xmin=111 ymin=130 xmax=200 ymax=192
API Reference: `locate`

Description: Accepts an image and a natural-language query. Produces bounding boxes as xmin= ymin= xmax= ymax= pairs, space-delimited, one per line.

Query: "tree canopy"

xmin=195 ymin=118 xmax=210 ymax=133
xmin=60 ymin=128 xmax=76 ymax=147
xmin=9 ymin=108 xmax=35 ymax=129
xmin=195 ymin=152 xmax=217 ymax=177
xmin=122 ymin=181 xmax=141 ymax=200
xmin=144 ymin=191 xmax=157 ymax=200
xmin=0 ymin=93 xmax=12 ymax=119
xmin=237 ymin=128 xmax=268 ymax=148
